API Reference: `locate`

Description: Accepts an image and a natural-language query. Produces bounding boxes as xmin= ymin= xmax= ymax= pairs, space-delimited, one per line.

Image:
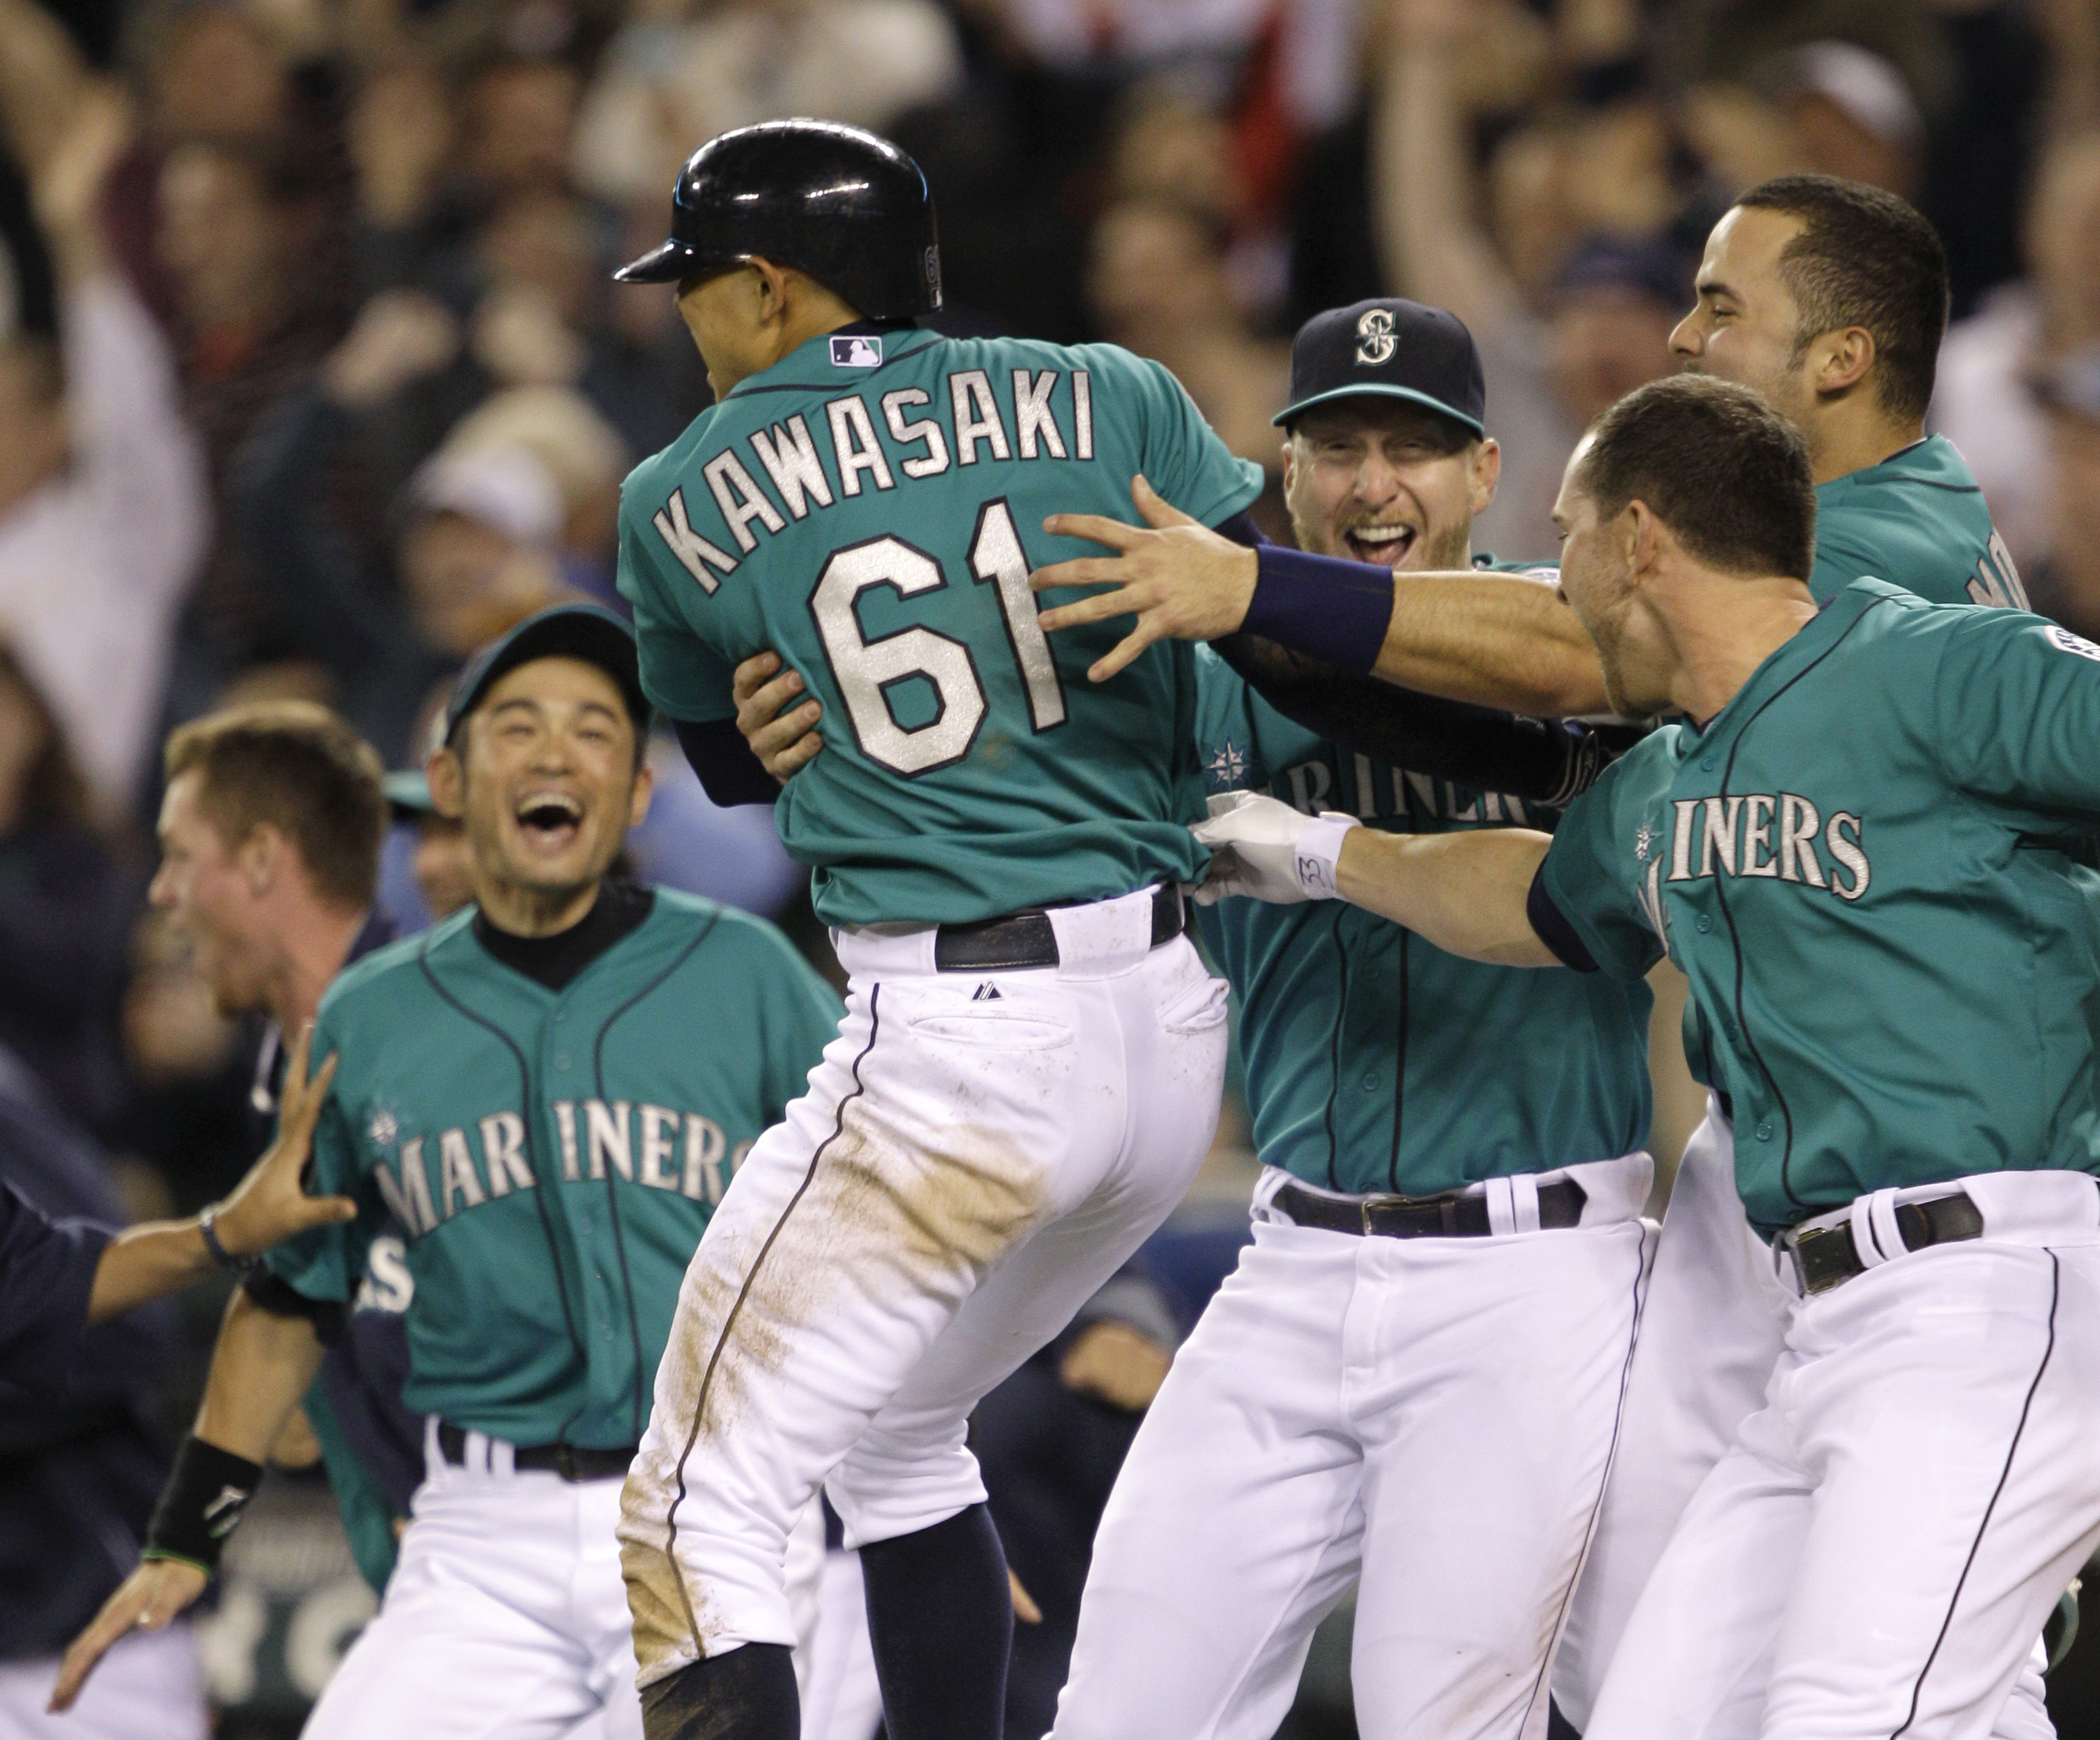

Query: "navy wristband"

xmin=1241 ymin=547 xmax=1395 ymax=676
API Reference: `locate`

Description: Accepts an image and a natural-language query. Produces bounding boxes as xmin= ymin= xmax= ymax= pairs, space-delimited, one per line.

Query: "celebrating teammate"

xmin=1015 ymin=174 xmax=2047 ymax=1733
xmin=53 ymin=605 xmax=841 ymax=1737
xmin=1197 ymin=373 xmax=2100 ymax=1740
xmin=733 ymin=297 xmax=1660 ymax=1739
xmin=608 ymin=119 xmax=1259 ymax=1739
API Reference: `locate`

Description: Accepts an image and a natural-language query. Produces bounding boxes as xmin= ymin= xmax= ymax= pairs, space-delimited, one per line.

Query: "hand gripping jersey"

xmin=1536 ymin=581 xmax=2100 ymax=1234
xmin=1193 ymin=641 xmax=1651 ymax=1198
xmin=263 ymin=890 xmax=841 ymax=1448
xmin=617 ymin=327 xmax=1264 ymax=926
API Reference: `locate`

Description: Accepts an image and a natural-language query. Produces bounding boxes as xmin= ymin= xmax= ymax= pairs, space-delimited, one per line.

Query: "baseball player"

xmin=54 ymin=604 xmax=843 ymax=1738
xmin=1196 ymin=372 xmax=2100 ymax=1740
xmin=730 ymin=296 xmax=1659 ymax=1740
xmin=607 ymin=119 xmax=1259 ymax=1738
xmin=1019 ymin=175 xmax=2051 ymax=1733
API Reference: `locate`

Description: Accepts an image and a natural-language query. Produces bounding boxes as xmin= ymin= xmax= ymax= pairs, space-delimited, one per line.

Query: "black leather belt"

xmin=932 ymin=885 xmax=1185 ymax=972
xmin=1273 ymin=1177 xmax=1586 ymax=1239
xmin=436 ymin=1421 xmax=635 ymax=1482
xmin=1784 ymin=1192 xmax=1984 ymax=1295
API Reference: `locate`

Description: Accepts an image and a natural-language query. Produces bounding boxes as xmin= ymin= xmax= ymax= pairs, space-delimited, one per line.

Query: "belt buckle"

xmin=555 ymin=1443 xmax=576 ymax=1482
xmin=1790 ymin=1222 xmax=1854 ymax=1295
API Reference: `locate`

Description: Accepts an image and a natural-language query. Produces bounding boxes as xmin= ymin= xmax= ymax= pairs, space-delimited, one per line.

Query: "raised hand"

xmin=211 ymin=1022 xmax=353 ymax=1257
xmin=1030 ymin=476 xmax=1259 ymax=684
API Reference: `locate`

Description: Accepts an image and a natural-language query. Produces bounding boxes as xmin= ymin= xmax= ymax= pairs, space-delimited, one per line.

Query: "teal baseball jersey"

xmin=264 ymin=890 xmax=841 ymax=1448
xmin=1195 ymin=640 xmax=1652 ymax=1199
xmin=1809 ymin=434 xmax=2024 ymax=607
xmin=617 ymin=328 xmax=1264 ymax=927
xmin=1537 ymin=579 xmax=2100 ymax=1234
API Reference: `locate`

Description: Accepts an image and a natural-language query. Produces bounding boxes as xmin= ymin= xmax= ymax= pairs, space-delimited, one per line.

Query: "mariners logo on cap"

xmin=1355 ymin=307 xmax=1397 ymax=366
xmin=830 ymin=334 xmax=884 ymax=368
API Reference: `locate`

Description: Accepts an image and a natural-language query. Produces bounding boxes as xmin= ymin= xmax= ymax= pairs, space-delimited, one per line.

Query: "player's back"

xmin=619 ymin=328 xmax=1264 ymax=926
xmin=1809 ymin=432 xmax=2022 ymax=608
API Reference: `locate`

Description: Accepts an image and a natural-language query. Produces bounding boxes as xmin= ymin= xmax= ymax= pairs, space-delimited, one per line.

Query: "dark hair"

xmin=1578 ymin=376 xmax=1816 ymax=580
xmin=164 ymin=702 xmax=386 ymax=909
xmin=1732 ymin=173 xmax=1947 ymax=422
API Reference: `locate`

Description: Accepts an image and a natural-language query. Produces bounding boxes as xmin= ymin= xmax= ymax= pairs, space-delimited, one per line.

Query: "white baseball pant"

xmin=1049 ymin=1153 xmax=1653 ymax=1740
xmin=620 ymin=891 xmax=1230 ymax=1688
xmin=1555 ymin=1101 xmax=2055 ymax=1740
xmin=302 ymin=1423 xmax=826 ymax=1738
xmin=1587 ymin=1168 xmax=2100 ymax=1740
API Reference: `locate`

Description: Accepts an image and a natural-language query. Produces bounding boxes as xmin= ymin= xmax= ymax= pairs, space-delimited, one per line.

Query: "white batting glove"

xmin=1191 ymin=792 xmax=1360 ymax=905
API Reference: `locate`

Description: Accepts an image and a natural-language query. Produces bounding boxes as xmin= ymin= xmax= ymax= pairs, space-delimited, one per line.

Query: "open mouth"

xmin=1343 ymin=523 xmax=1418 ymax=567
xmin=514 ymin=791 xmax=584 ymax=851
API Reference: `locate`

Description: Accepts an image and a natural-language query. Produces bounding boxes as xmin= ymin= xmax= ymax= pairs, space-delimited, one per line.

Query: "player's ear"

xmin=236 ymin=822 xmax=281 ymax=895
xmin=1814 ymin=325 xmax=1876 ymax=397
xmin=1622 ymin=499 xmax=1657 ymax=580
xmin=750 ymin=257 xmax=793 ymax=326
xmin=427 ymin=743 xmax=466 ymax=822
xmin=1468 ymin=437 xmax=1501 ymax=515
xmin=626 ymin=759 xmax=655 ymax=830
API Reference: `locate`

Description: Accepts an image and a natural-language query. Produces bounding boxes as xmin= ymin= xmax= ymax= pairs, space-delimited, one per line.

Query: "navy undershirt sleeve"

xmin=674 ymin=717 xmax=780 ymax=808
xmin=1525 ymin=864 xmax=1599 ymax=972
xmin=0 ymin=1181 xmax=110 ymax=1398
xmin=1205 ymin=516 xmax=1641 ymax=803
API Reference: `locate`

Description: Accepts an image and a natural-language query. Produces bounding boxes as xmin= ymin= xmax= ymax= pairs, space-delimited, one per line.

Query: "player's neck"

xmin=477 ymin=875 xmax=601 ymax=940
xmin=1805 ymin=401 xmax=1926 ymax=487
xmin=1664 ymin=574 xmax=1820 ymax=726
xmin=268 ymin=901 xmax=370 ymax=1033
xmin=710 ymin=297 xmax=866 ymax=396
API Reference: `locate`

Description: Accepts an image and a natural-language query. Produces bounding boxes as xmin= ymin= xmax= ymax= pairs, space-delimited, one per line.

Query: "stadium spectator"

xmin=0 ymin=7 xmax=207 ymax=813
xmin=0 ymin=647 xmax=133 ymax=1136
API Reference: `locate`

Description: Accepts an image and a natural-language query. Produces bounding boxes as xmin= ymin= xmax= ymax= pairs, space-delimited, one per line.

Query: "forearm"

xmin=676 ymin=716 xmax=780 ymax=805
xmin=1333 ymin=826 xmax=1557 ymax=965
xmin=86 ymin=1220 xmax=216 ymax=1324
xmin=193 ymin=1287 xmax=327 ymax=1461
xmin=1376 ymin=574 xmax=1611 ymax=716
xmin=1216 ymin=634 xmax=1636 ymax=802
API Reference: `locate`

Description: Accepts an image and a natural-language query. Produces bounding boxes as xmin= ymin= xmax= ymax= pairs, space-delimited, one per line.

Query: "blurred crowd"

xmin=4 ymin=0 xmax=2100 ymax=1729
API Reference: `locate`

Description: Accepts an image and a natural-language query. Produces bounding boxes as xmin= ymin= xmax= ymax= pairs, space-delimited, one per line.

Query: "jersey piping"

xmin=1709 ymin=593 xmax=1899 ymax=1220
xmin=414 ymin=937 xmax=593 ymax=1443
xmin=590 ymin=906 xmax=725 ymax=1445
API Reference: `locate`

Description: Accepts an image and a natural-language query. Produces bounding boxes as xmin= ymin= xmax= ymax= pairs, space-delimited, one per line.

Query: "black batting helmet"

xmin=613 ymin=120 xmax=942 ymax=320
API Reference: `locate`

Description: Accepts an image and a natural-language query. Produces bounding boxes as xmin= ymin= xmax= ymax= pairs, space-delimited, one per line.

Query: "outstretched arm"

xmin=50 ymin=1289 xmax=325 ymax=1710
xmin=1213 ymin=634 xmax=1641 ymax=803
xmin=1031 ymin=476 xmax=1611 ymax=715
xmin=88 ymin=1027 xmax=349 ymax=1322
xmin=1192 ymin=792 xmax=1557 ymax=964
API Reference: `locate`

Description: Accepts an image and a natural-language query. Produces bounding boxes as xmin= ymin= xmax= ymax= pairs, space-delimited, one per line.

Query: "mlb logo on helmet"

xmin=830 ymin=334 xmax=884 ymax=368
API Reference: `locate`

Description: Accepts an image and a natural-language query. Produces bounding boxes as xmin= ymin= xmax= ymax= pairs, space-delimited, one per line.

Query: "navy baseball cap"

xmin=1273 ymin=297 xmax=1486 ymax=436
xmin=445 ymin=603 xmax=651 ymax=744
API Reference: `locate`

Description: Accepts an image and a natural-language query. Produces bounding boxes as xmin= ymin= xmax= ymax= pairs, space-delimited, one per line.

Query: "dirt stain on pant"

xmin=624 ymin=1105 xmax=1049 ymax=1669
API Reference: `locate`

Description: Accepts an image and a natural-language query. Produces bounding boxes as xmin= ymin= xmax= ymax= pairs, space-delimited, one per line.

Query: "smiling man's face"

xmin=439 ymin=655 xmax=651 ymax=915
xmin=1281 ymin=399 xmax=1498 ymax=572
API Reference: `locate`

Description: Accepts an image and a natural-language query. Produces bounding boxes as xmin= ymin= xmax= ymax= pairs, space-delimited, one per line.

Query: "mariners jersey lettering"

xmin=264 ymin=891 xmax=841 ymax=1447
xmin=1194 ymin=645 xmax=1650 ymax=1197
xmin=618 ymin=329 xmax=1264 ymax=926
xmin=1540 ymin=580 xmax=2100 ymax=1234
